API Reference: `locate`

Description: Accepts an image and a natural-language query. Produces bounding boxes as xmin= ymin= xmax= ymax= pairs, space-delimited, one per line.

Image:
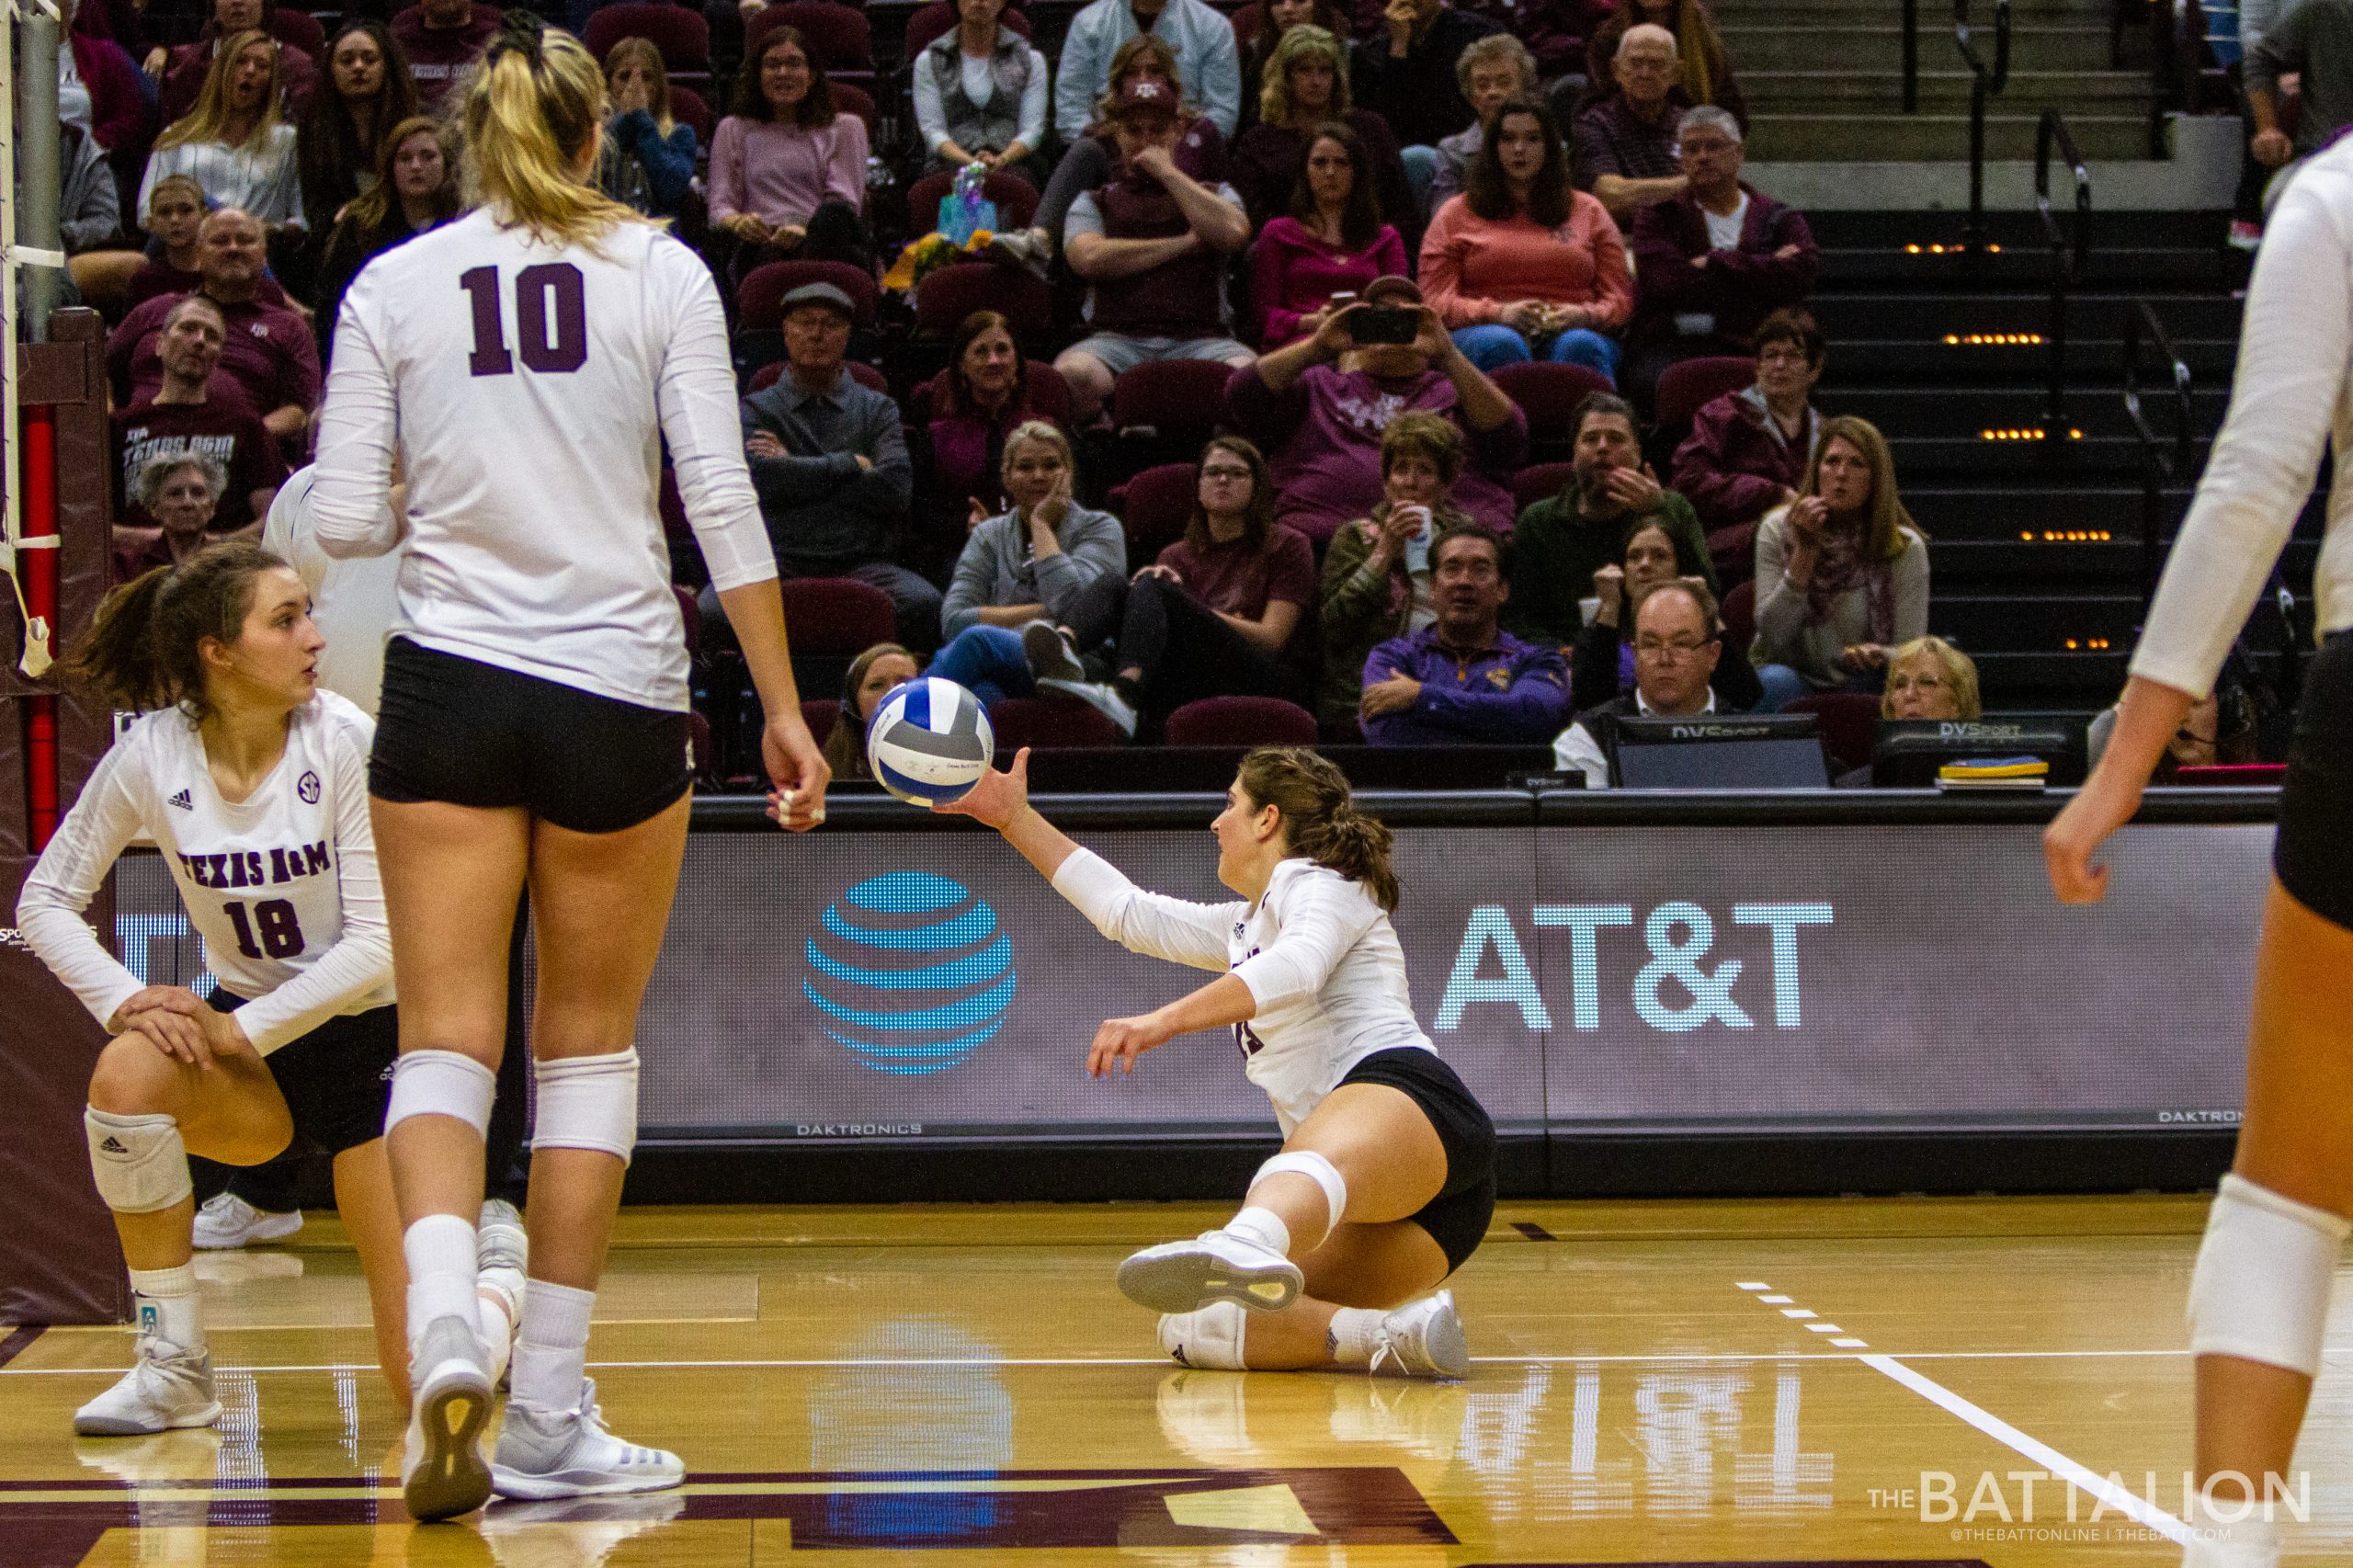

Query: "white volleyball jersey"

xmin=1051 ymin=850 xmax=1436 ymax=1134
xmin=2134 ymin=136 xmax=2353 ymax=699
xmin=310 ymin=208 xmax=776 ymax=712
xmin=17 ymin=691 xmax=394 ymax=1055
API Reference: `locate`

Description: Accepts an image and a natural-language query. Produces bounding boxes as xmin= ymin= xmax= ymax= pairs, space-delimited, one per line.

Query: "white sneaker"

xmin=402 ymin=1312 xmax=495 ymax=1521
xmin=1365 ymin=1290 xmax=1469 ymax=1381
xmin=1036 ymin=676 xmax=1138 ymax=737
xmin=191 ymin=1193 xmax=301 ymax=1250
xmin=1020 ymin=619 xmax=1086 ymax=682
xmin=491 ymin=1378 xmax=686 ymax=1500
xmin=476 ymin=1199 xmax=529 ymax=1388
xmin=1118 ymin=1229 xmax=1302 ymax=1314
xmin=73 ymin=1336 xmax=222 ymax=1436
xmin=983 ymin=227 xmax=1051 ymax=278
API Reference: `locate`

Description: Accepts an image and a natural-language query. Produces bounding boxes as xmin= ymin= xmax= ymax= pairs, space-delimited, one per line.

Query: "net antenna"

xmin=4 ymin=0 xmax=67 ymax=676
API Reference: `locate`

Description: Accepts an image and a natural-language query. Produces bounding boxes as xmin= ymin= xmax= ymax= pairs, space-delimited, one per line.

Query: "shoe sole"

xmin=1020 ymin=622 xmax=1085 ymax=683
xmin=404 ymin=1368 xmax=494 ymax=1522
xmin=1419 ymin=1301 xmax=1470 ymax=1381
xmin=74 ymin=1399 xmax=223 ymax=1437
xmin=1118 ymin=1244 xmax=1302 ymax=1315
xmin=489 ymin=1462 xmax=686 ymax=1501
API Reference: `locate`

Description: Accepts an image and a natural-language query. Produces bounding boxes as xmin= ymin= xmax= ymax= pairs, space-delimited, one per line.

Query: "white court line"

xmin=1864 ymin=1352 xmax=2193 ymax=1547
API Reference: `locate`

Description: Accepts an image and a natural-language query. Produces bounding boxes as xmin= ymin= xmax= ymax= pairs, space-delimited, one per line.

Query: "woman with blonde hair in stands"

xmin=1882 ymin=635 xmax=1980 ymax=722
xmin=311 ymin=16 xmax=827 ymax=1520
xmin=1749 ymin=415 xmax=1929 ymax=710
xmin=313 ymin=118 xmax=460 ymax=360
xmin=598 ymin=37 xmax=699 ymax=218
xmin=1231 ymin=27 xmax=1416 ymax=233
xmin=142 ymin=29 xmax=306 ymax=234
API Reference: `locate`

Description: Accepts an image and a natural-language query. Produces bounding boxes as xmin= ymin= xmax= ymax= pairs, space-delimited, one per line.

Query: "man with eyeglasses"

xmin=1672 ymin=307 xmax=1826 ymax=553
xmin=1358 ymin=526 xmax=1568 ymax=746
xmin=1552 ymin=578 xmax=1722 ymax=787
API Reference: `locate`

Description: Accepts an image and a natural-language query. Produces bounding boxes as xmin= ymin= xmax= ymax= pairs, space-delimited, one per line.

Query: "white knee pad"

xmin=533 ymin=1050 xmax=640 ymax=1164
xmin=2187 ymin=1173 xmax=2350 ymax=1378
xmin=1254 ymin=1150 xmax=1348 ymax=1234
xmin=85 ymin=1108 xmax=192 ymax=1214
xmin=384 ymin=1049 xmax=497 ymax=1138
xmin=1159 ymin=1301 xmax=1248 ymax=1370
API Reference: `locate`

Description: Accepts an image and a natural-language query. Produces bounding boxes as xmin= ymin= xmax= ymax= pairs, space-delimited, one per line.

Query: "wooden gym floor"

xmin=4 ymin=1195 xmax=2347 ymax=1566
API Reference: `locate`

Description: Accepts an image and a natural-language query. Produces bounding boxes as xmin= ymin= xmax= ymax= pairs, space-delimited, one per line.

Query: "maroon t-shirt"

xmin=107 ymin=292 xmax=321 ymax=425
xmin=392 ymin=4 xmax=504 ymax=108
xmin=113 ymin=401 xmax=290 ymax=531
xmin=1157 ymin=524 xmax=1317 ymax=662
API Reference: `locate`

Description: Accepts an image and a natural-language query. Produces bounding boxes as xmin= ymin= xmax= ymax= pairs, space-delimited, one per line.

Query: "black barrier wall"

xmin=112 ymin=789 xmax=2271 ymax=1199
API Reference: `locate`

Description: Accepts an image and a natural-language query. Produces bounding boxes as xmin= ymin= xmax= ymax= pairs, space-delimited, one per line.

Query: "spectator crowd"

xmin=29 ymin=0 xmax=2002 ymax=785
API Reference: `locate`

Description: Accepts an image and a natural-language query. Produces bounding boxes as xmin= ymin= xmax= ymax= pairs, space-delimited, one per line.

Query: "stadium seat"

xmin=832 ymin=79 xmax=877 ymax=130
xmin=750 ymin=2 xmax=871 ymax=70
xmin=1788 ymin=691 xmax=1881 ymax=776
xmin=582 ymin=4 xmax=711 ymax=71
xmin=1707 ymin=519 xmax=1758 ymax=590
xmin=1511 ymin=461 xmax=1577 ymax=513
xmin=1110 ymin=359 xmax=1232 ymax=447
xmin=1654 ymin=355 xmax=1756 ymax=449
xmin=1108 ymin=462 xmax=1195 ymax=558
xmin=748 ymin=360 xmax=784 ymax=392
xmin=739 ymin=260 xmax=881 ymax=329
xmin=906 ymin=361 xmax=1073 ymax=426
xmin=987 ymin=696 xmax=1130 ymax=749
xmin=267 ymin=7 xmax=324 ymax=57
xmin=1164 ymin=696 xmax=1318 ymax=746
xmin=801 ymin=698 xmax=841 ymax=744
xmin=1490 ymin=361 xmax=1615 ymax=450
xmin=904 ymin=1 xmax=1030 ymax=59
xmin=667 ymin=84 xmax=715 ymax=145
xmin=779 ymin=576 xmax=899 ymax=653
xmin=913 ymin=261 xmax=1052 ymax=341
xmin=1720 ymin=577 xmax=1756 ymax=653
xmin=906 ymin=169 xmax=1040 ymax=236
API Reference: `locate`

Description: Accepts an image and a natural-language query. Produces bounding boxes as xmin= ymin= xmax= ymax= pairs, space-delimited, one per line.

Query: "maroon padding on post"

xmin=0 ymin=311 xmax=132 ymax=1325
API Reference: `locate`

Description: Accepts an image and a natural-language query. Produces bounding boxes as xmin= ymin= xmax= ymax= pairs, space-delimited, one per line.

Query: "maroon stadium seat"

xmin=749 ymin=2 xmax=871 ymax=70
xmin=1511 ymin=461 xmax=1577 ymax=513
xmin=1108 ymin=462 xmax=1195 ymax=558
xmin=1110 ymin=358 xmax=1233 ymax=441
xmin=831 ymin=79 xmax=877 ymax=131
xmin=1164 ymin=697 xmax=1318 ymax=747
xmin=846 ymin=360 xmax=889 ymax=393
xmin=268 ymin=7 xmax=324 ymax=57
xmin=582 ymin=4 xmax=711 ymax=71
xmin=1489 ymin=361 xmax=1615 ymax=444
xmin=987 ymin=696 xmax=1130 ymax=749
xmin=913 ymin=260 xmax=1052 ymax=339
xmin=801 ymin=698 xmax=842 ymax=744
xmin=779 ymin=576 xmax=899 ymax=652
xmin=1720 ymin=576 xmax=1756 ymax=653
xmin=904 ymin=0 xmax=1030 ymax=57
xmin=1654 ymin=355 xmax=1757 ymax=446
xmin=666 ymin=84 xmax=714 ymax=144
xmin=1787 ymin=691 xmax=1881 ymax=776
xmin=739 ymin=259 xmax=881 ymax=329
xmin=905 ymin=169 xmax=1040 ymax=235
xmin=1707 ymin=519 xmax=1759 ymax=590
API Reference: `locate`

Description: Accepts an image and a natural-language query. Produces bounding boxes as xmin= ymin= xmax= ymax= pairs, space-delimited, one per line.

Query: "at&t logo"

xmin=803 ymin=872 xmax=1014 ymax=1074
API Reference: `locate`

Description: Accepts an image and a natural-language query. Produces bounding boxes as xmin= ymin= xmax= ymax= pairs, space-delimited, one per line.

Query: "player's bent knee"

xmin=86 ymin=1034 xmax=190 ymax=1116
xmin=1159 ymin=1301 xmax=1248 ymax=1369
xmin=85 ymin=1107 xmax=192 ymax=1214
xmin=384 ymin=1049 xmax=498 ymax=1138
xmin=2188 ymin=1173 xmax=2350 ymax=1377
xmin=533 ymin=1048 xmax=640 ymax=1163
xmin=1255 ymin=1150 xmax=1349 ymax=1231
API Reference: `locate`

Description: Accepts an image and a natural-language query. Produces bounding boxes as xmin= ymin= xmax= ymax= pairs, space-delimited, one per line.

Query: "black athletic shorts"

xmin=1336 ymin=1047 xmax=1497 ymax=1273
xmin=209 ymin=989 xmax=397 ymax=1157
xmin=371 ymin=637 xmax=692 ymax=834
xmin=2276 ymin=629 xmax=2353 ymax=930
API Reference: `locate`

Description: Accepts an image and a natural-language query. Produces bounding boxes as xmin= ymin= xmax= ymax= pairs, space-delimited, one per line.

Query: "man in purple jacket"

xmin=1670 ymin=308 xmax=1825 ymax=561
xmin=1225 ymin=272 xmax=1526 ymax=543
xmin=1359 ymin=526 xmax=1570 ymax=746
xmin=1623 ymin=107 xmax=1819 ymax=411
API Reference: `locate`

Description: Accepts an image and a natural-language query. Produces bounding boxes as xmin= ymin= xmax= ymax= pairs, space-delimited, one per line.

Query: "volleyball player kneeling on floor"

xmin=309 ymin=17 xmax=829 ymax=1523
xmin=16 ymin=544 xmax=445 ymax=1434
xmin=942 ymin=745 xmax=1493 ymax=1379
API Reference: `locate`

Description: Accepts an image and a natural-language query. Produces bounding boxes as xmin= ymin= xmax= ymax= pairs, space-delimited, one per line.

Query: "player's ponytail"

xmin=1236 ymin=747 xmax=1401 ymax=913
xmin=462 ymin=19 xmax=643 ymax=249
xmin=67 ymin=543 xmax=286 ymax=725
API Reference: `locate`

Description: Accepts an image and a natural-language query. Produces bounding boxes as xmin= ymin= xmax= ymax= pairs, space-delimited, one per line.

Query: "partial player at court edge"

xmin=2045 ymin=133 xmax=2353 ymax=1568
xmin=307 ymin=15 xmax=828 ymax=1523
xmin=940 ymin=744 xmax=1495 ymax=1379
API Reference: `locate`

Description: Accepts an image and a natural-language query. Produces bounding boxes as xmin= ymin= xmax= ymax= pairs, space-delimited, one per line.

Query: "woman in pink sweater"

xmin=1246 ymin=120 xmax=1408 ymax=346
xmin=709 ymin=26 xmax=874 ymax=280
xmin=1418 ymin=97 xmax=1631 ymax=381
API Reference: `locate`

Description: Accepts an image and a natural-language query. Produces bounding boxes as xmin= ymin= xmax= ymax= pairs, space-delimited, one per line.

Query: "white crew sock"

xmin=510 ymin=1279 xmax=596 ymax=1414
xmin=1223 ymin=1206 xmax=1291 ymax=1259
xmin=403 ymin=1213 xmax=480 ymax=1345
xmin=2182 ymin=1482 xmax=2286 ymax=1568
xmin=128 ymin=1264 xmax=203 ymax=1350
xmin=1326 ymin=1307 xmax=1384 ymax=1367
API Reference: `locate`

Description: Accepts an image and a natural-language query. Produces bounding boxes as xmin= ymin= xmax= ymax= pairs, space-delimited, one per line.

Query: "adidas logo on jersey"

xmin=99 ymin=1136 xmax=129 ymax=1154
xmin=167 ymin=790 xmax=194 ymax=810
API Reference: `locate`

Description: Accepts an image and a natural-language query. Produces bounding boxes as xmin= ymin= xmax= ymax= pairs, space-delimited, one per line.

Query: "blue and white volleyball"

xmin=866 ymin=677 xmax=994 ymax=806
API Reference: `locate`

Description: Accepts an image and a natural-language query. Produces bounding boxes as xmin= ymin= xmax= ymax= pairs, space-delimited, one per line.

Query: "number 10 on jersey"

xmin=460 ymin=263 xmax=587 ymax=376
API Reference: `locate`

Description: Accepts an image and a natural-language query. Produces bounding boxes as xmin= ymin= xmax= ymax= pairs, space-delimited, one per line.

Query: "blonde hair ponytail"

xmin=461 ymin=22 xmax=645 ymax=249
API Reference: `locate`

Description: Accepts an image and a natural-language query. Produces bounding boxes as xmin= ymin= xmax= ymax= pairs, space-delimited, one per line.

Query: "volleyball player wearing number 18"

xmin=310 ymin=23 xmax=830 ymax=1522
xmin=2045 ymin=140 xmax=2353 ymax=1568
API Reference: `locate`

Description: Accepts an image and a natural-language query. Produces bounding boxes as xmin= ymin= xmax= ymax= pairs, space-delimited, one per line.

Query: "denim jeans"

xmin=929 ymin=625 xmax=1034 ymax=707
xmin=1449 ymin=324 xmax=1620 ymax=382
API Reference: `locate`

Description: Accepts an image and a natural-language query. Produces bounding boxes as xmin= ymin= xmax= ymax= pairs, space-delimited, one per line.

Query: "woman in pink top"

xmin=1247 ymin=121 xmax=1407 ymax=347
xmin=1418 ymin=97 xmax=1631 ymax=381
xmin=709 ymin=27 xmax=873 ymax=279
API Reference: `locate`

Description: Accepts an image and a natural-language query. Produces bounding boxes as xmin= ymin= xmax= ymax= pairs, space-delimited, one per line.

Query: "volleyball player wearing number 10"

xmin=311 ymin=21 xmax=829 ymax=1521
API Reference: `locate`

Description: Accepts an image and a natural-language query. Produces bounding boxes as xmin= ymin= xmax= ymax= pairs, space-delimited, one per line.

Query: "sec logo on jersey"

xmin=298 ymin=771 xmax=321 ymax=803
